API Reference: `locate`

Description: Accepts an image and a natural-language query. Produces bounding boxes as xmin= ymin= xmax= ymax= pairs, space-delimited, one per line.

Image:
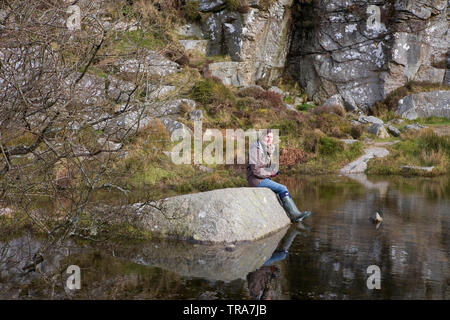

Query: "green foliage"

xmin=189 ymin=78 xmax=236 ymax=107
xmin=418 ymin=129 xmax=450 ymax=156
xmin=283 ymin=96 xmax=294 ymax=104
xmin=366 ymin=129 xmax=450 ymax=176
xmin=296 ymin=103 xmax=314 ymax=112
xmin=318 ymin=136 xmax=344 ymax=157
xmin=224 ymin=0 xmax=249 ymax=11
xmin=190 ymin=79 xmax=216 ymax=104
xmin=273 ymin=119 xmax=299 ymax=134
xmin=183 ymin=0 xmax=201 ymax=21
xmin=409 ymin=117 xmax=450 ymax=126
xmin=116 ymin=30 xmax=166 ymax=51
xmin=350 ymin=125 xmax=363 ymax=139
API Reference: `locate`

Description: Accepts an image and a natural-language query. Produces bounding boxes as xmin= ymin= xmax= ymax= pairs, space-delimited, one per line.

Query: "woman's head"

xmin=259 ymin=129 xmax=273 ymax=146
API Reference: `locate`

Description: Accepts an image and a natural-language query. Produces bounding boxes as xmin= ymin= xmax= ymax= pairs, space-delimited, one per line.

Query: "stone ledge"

xmin=124 ymin=187 xmax=291 ymax=243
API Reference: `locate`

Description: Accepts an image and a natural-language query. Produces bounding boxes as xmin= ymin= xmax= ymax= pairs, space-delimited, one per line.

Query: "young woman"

xmin=246 ymin=129 xmax=311 ymax=222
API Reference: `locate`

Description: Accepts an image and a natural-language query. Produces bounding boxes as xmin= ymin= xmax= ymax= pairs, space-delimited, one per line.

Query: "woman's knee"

xmin=277 ymin=184 xmax=289 ymax=195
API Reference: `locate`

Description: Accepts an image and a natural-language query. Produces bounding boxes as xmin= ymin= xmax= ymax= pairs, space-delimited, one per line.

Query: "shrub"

xmin=318 ymin=136 xmax=344 ymax=157
xmin=369 ymin=101 xmax=388 ymax=117
xmin=236 ymin=96 xmax=258 ymax=111
xmin=280 ymin=147 xmax=309 ymax=165
xmin=302 ymin=129 xmax=323 ymax=153
xmin=351 ymin=125 xmax=363 ymax=139
xmin=225 ymin=0 xmax=250 ymax=12
xmin=418 ymin=129 xmax=450 ymax=156
xmin=237 ymin=86 xmax=265 ymax=99
xmin=189 ymin=78 xmax=237 ymax=108
xmin=313 ymin=104 xmax=345 ymax=117
xmin=189 ymin=79 xmax=216 ymax=105
xmin=296 ymin=103 xmax=314 ymax=112
xmin=385 ymin=86 xmax=409 ymax=111
xmin=237 ymin=86 xmax=282 ymax=108
xmin=259 ymin=90 xmax=283 ymax=108
xmin=183 ymin=0 xmax=201 ymax=21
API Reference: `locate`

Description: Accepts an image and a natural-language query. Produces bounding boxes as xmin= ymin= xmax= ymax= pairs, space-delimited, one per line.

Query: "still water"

xmin=1 ymin=174 xmax=449 ymax=299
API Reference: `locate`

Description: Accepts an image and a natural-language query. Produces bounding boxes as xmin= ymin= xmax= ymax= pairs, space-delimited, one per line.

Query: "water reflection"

xmin=280 ymin=174 xmax=449 ymax=299
xmin=247 ymin=224 xmax=309 ymax=300
xmin=1 ymin=175 xmax=449 ymax=299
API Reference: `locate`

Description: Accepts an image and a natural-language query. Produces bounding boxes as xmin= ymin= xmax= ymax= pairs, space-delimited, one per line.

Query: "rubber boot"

xmin=280 ymin=193 xmax=311 ymax=222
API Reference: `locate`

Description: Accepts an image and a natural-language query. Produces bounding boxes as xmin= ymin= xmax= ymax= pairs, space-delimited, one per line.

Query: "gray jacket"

xmin=246 ymin=140 xmax=277 ymax=187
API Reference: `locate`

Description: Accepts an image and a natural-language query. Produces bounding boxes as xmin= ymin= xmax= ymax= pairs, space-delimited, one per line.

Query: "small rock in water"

xmin=369 ymin=211 xmax=383 ymax=223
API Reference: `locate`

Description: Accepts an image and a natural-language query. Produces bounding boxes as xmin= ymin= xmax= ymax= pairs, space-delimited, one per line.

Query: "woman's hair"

xmin=258 ymin=128 xmax=272 ymax=140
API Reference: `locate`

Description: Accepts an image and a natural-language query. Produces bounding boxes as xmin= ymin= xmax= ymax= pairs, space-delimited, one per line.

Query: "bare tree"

xmin=0 ymin=0 xmax=182 ymax=264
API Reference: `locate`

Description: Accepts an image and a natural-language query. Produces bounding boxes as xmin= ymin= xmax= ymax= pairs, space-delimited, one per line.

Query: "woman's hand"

xmin=270 ymin=170 xmax=280 ymax=178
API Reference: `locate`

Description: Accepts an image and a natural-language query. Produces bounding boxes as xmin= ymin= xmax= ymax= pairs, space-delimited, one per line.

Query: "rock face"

xmin=178 ymin=40 xmax=208 ymax=55
xmin=126 ymin=188 xmax=291 ymax=243
xmin=396 ymin=91 xmax=450 ymax=120
xmin=287 ymin=0 xmax=449 ymax=110
xmin=182 ymin=1 xmax=448 ymax=107
xmin=200 ymin=0 xmax=294 ymax=86
xmin=113 ymin=49 xmax=181 ymax=77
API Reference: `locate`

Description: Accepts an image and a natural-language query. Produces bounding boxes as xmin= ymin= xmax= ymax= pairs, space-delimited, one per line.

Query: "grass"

xmin=296 ymin=103 xmax=314 ymax=112
xmin=366 ymin=128 xmax=450 ymax=176
xmin=289 ymin=139 xmax=364 ymax=174
xmin=370 ymin=81 xmax=450 ymax=117
xmin=115 ymin=30 xmax=167 ymax=52
xmin=404 ymin=117 xmax=450 ymax=126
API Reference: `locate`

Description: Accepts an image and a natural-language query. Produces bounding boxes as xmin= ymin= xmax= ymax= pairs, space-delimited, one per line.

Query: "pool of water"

xmin=1 ymin=174 xmax=449 ymax=299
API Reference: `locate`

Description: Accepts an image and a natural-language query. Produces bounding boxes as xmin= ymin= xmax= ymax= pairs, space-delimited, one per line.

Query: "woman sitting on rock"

xmin=246 ymin=129 xmax=311 ymax=222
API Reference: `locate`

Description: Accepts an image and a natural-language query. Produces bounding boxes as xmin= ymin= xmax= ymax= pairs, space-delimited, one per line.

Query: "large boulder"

xmin=125 ymin=188 xmax=291 ymax=243
xmin=396 ymin=91 xmax=450 ymax=120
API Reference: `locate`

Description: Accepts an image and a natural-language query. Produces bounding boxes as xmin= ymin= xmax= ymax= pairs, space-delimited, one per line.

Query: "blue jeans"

xmin=257 ymin=178 xmax=289 ymax=198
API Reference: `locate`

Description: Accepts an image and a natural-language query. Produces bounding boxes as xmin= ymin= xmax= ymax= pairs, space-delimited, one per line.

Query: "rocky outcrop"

xmin=180 ymin=1 xmax=449 ymax=109
xmin=195 ymin=0 xmax=294 ymax=87
xmin=287 ymin=0 xmax=449 ymax=110
xmin=125 ymin=187 xmax=291 ymax=243
xmin=395 ymin=90 xmax=450 ymax=120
